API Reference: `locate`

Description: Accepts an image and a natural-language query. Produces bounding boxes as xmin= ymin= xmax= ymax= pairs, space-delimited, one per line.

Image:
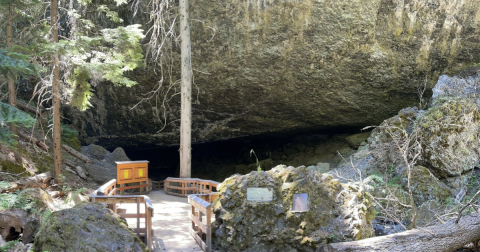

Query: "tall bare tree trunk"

xmin=179 ymin=0 xmax=192 ymax=178
xmin=6 ymin=4 xmax=18 ymax=136
xmin=51 ymin=0 xmax=62 ymax=183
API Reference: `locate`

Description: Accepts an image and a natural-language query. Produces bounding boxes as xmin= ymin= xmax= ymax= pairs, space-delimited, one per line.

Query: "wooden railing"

xmin=188 ymin=193 xmax=218 ymax=252
xmin=89 ymin=179 xmax=154 ymax=251
xmin=164 ymin=177 xmax=219 ymax=197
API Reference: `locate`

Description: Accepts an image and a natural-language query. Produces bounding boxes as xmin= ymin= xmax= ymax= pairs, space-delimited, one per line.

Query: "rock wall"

xmin=65 ymin=0 xmax=480 ymax=148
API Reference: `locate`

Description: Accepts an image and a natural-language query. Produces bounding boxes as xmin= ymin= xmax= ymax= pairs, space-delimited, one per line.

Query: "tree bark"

xmin=179 ymin=0 xmax=192 ymax=178
xmin=6 ymin=4 xmax=18 ymax=136
xmin=319 ymin=214 xmax=480 ymax=252
xmin=51 ymin=0 xmax=62 ymax=184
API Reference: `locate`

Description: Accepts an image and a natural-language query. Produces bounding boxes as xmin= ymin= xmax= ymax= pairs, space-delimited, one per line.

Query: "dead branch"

xmin=62 ymin=145 xmax=92 ymax=163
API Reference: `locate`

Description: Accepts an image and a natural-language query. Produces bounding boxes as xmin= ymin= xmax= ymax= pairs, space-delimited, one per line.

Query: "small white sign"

xmin=247 ymin=188 xmax=273 ymax=201
xmin=292 ymin=193 xmax=309 ymax=212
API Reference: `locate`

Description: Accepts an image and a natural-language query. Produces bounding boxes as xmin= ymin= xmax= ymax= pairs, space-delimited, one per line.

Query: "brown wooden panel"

xmin=190 ymin=212 xmax=207 ymax=233
xmin=189 ymin=227 xmax=208 ymax=252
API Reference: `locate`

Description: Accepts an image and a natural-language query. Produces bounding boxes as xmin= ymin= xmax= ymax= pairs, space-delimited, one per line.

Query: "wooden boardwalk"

xmin=119 ymin=190 xmax=202 ymax=252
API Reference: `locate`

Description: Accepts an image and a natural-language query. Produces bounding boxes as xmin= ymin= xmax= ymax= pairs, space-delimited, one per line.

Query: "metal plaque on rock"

xmin=292 ymin=193 xmax=309 ymax=212
xmin=247 ymin=188 xmax=273 ymax=202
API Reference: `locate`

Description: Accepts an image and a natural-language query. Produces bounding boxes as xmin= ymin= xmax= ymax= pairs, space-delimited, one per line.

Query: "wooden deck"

xmin=119 ymin=190 xmax=203 ymax=252
xmin=90 ymin=178 xmax=219 ymax=251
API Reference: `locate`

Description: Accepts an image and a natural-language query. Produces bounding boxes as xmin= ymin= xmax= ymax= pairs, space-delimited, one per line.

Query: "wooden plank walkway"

xmin=120 ymin=190 xmax=202 ymax=252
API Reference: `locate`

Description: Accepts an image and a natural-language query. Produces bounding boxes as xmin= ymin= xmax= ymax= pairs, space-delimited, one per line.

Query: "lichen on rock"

xmin=213 ymin=165 xmax=375 ymax=251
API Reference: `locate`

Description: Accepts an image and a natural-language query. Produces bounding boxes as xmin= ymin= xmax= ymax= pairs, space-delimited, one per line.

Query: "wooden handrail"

xmin=89 ymin=180 xmax=154 ymax=250
xmin=188 ymin=193 xmax=217 ymax=252
xmin=164 ymin=177 xmax=220 ymax=197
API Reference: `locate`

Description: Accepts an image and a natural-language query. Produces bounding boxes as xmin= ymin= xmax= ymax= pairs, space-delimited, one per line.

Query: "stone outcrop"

xmin=369 ymin=75 xmax=480 ymax=179
xmin=212 ymin=165 xmax=375 ymax=251
xmin=33 ymin=202 xmax=147 ymax=252
xmin=64 ymin=0 xmax=480 ymax=149
xmin=77 ymin=144 xmax=130 ymax=183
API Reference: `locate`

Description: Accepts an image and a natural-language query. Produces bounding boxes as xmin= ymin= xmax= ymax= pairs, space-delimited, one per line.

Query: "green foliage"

xmin=0 ymin=48 xmax=39 ymax=79
xmin=42 ymin=25 xmax=144 ymax=110
xmin=250 ymin=149 xmax=262 ymax=172
xmin=98 ymin=5 xmax=123 ymax=23
xmin=0 ymin=190 xmax=37 ymax=211
xmin=0 ymin=102 xmax=36 ymax=144
xmin=0 ymin=239 xmax=20 ymax=252
xmin=0 ymin=181 xmax=11 ymax=191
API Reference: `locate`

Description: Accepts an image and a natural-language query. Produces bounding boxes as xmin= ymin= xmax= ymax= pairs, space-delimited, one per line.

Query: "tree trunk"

xmin=319 ymin=214 xmax=480 ymax=252
xmin=6 ymin=4 xmax=18 ymax=136
xmin=179 ymin=0 xmax=192 ymax=178
xmin=51 ymin=0 xmax=62 ymax=184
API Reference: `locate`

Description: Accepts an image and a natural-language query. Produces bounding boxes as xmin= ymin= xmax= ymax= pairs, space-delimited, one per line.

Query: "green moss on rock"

xmin=33 ymin=202 xmax=148 ymax=252
xmin=213 ymin=165 xmax=375 ymax=251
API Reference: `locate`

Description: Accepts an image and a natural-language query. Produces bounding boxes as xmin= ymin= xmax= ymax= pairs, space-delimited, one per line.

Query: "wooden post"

xmin=146 ymin=202 xmax=152 ymax=251
xmin=206 ymin=205 xmax=212 ymax=252
xmin=198 ymin=208 xmax=203 ymax=238
xmin=191 ymin=205 xmax=196 ymax=230
xmin=136 ymin=197 xmax=140 ymax=237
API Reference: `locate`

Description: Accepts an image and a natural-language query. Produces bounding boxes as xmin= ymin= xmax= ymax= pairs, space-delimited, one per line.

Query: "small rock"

xmin=75 ymin=166 xmax=88 ymax=180
xmin=345 ymin=132 xmax=372 ymax=149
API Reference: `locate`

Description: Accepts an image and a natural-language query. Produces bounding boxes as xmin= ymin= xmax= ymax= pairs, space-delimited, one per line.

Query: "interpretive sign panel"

xmin=247 ymin=188 xmax=273 ymax=201
xmin=292 ymin=193 xmax=309 ymax=212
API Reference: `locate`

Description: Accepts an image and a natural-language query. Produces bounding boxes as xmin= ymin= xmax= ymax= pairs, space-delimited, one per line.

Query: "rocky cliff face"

xmin=66 ymin=0 xmax=480 ymax=148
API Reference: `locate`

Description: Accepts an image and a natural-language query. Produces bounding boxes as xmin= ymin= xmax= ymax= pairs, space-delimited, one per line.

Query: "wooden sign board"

xmin=116 ymin=161 xmax=149 ymax=184
xmin=247 ymin=188 xmax=273 ymax=202
xmin=292 ymin=193 xmax=309 ymax=212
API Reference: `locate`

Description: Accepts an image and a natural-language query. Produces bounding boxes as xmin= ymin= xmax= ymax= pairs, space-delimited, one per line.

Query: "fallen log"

xmin=62 ymin=145 xmax=92 ymax=163
xmin=18 ymin=132 xmax=49 ymax=151
xmin=319 ymin=214 xmax=480 ymax=252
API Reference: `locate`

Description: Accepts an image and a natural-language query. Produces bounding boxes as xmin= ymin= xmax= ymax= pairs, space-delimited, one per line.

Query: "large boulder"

xmin=369 ymin=72 xmax=480 ymax=178
xmin=79 ymin=144 xmax=131 ymax=183
xmin=65 ymin=1 xmax=480 ymax=149
xmin=33 ymin=202 xmax=147 ymax=252
xmin=417 ymin=98 xmax=480 ymax=177
xmin=213 ymin=165 xmax=375 ymax=251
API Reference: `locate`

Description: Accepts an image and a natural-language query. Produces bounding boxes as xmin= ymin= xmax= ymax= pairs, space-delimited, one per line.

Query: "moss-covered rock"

xmin=33 ymin=202 xmax=147 ymax=252
xmin=213 ymin=165 xmax=375 ymax=251
xmin=401 ymin=166 xmax=451 ymax=204
xmin=418 ymin=98 xmax=480 ymax=177
xmin=369 ymin=97 xmax=480 ymax=178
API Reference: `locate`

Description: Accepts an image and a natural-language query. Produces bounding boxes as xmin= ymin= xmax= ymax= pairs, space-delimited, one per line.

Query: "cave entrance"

xmin=124 ymin=127 xmax=368 ymax=183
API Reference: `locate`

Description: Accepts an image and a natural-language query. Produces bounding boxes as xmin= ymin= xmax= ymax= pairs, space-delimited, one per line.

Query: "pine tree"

xmin=0 ymin=0 xmax=41 ymax=136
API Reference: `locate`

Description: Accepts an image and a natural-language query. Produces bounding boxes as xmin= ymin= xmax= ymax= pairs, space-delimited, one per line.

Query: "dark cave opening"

xmin=124 ymin=127 xmax=369 ymax=183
